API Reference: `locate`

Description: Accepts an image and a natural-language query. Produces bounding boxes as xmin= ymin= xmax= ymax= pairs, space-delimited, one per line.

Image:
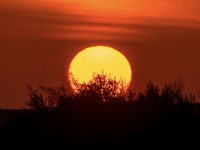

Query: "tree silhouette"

xmin=3 ymin=73 xmax=199 ymax=149
xmin=71 ymin=71 xmax=127 ymax=102
xmin=25 ymin=73 xmax=197 ymax=110
xmin=25 ymin=84 xmax=72 ymax=110
xmin=25 ymin=71 xmax=128 ymax=110
xmin=25 ymin=85 xmax=47 ymax=110
xmin=137 ymin=80 xmax=160 ymax=103
xmin=136 ymin=78 xmax=196 ymax=105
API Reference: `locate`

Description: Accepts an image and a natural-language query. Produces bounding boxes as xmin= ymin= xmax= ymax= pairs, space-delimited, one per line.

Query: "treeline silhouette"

xmin=0 ymin=73 xmax=200 ymax=149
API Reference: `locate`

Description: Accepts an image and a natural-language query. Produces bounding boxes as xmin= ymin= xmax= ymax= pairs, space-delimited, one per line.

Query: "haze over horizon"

xmin=0 ymin=0 xmax=200 ymax=108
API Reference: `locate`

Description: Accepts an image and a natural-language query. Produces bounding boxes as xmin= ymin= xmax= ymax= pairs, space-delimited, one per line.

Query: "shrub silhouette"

xmin=25 ymin=74 xmax=196 ymax=111
xmin=136 ymin=78 xmax=196 ymax=105
xmin=25 ymin=85 xmax=47 ymax=110
xmin=25 ymin=84 xmax=72 ymax=110
xmin=2 ymin=76 xmax=199 ymax=149
xmin=25 ymin=71 xmax=128 ymax=110
xmin=71 ymin=71 xmax=127 ymax=102
xmin=137 ymin=80 xmax=160 ymax=103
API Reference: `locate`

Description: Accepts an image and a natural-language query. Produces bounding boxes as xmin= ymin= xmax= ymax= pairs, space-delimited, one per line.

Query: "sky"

xmin=0 ymin=0 xmax=200 ymax=108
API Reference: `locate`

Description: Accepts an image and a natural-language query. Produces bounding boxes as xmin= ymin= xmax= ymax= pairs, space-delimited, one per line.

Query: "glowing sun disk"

xmin=69 ymin=46 xmax=132 ymax=91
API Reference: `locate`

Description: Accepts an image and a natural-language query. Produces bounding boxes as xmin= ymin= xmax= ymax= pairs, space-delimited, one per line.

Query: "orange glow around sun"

xmin=69 ymin=46 xmax=132 ymax=91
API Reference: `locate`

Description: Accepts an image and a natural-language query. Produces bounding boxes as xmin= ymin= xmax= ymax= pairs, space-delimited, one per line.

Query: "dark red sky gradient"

xmin=0 ymin=0 xmax=200 ymax=108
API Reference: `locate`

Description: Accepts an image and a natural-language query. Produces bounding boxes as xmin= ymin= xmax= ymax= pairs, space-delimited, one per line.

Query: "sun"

xmin=69 ymin=46 xmax=132 ymax=91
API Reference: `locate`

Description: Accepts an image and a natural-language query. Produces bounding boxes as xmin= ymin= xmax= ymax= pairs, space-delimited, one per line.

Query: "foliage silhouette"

xmin=25 ymin=71 xmax=128 ymax=110
xmin=1 ymin=76 xmax=200 ymax=149
xmin=136 ymin=78 xmax=196 ymax=105
xmin=71 ymin=71 xmax=127 ymax=102
xmin=25 ymin=75 xmax=197 ymax=111
xmin=16 ymin=66 xmax=199 ymax=149
xmin=25 ymin=85 xmax=47 ymax=110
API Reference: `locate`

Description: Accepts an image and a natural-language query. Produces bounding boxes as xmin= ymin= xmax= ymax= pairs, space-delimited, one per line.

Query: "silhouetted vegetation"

xmin=24 ymin=71 xmax=127 ymax=110
xmin=71 ymin=71 xmax=127 ymax=102
xmin=25 ymin=84 xmax=71 ymax=110
xmin=1 ymin=73 xmax=200 ymax=149
xmin=136 ymin=78 xmax=196 ymax=105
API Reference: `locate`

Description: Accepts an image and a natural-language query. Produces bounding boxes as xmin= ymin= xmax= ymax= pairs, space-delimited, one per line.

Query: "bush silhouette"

xmin=25 ymin=85 xmax=47 ymax=110
xmin=25 ymin=71 xmax=128 ymax=110
xmin=1 ymin=76 xmax=199 ymax=149
xmin=136 ymin=78 xmax=196 ymax=106
xmin=71 ymin=71 xmax=127 ymax=102
xmin=25 ymin=75 xmax=197 ymax=111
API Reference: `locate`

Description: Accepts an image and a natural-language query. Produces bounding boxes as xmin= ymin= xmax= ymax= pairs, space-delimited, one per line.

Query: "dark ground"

xmin=0 ymin=102 xmax=200 ymax=150
xmin=0 ymin=109 xmax=25 ymax=127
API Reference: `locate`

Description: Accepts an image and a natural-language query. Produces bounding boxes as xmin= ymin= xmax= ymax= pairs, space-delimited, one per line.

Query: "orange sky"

xmin=0 ymin=0 xmax=200 ymax=108
xmin=1 ymin=0 xmax=200 ymax=40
